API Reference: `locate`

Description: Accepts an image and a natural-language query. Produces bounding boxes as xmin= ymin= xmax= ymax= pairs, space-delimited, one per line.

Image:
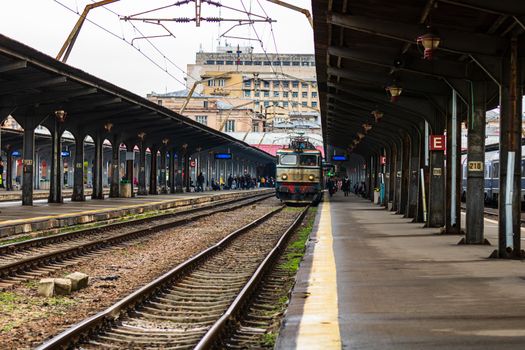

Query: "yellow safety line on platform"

xmin=296 ymin=199 xmax=342 ymax=349
xmin=0 ymin=197 xmax=200 ymax=225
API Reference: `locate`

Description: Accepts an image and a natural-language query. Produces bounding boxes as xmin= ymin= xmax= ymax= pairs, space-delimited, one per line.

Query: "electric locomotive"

xmin=275 ymin=137 xmax=323 ymax=204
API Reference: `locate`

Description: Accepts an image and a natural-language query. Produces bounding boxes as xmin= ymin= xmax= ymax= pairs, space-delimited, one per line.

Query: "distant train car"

xmin=461 ymin=145 xmax=525 ymax=203
xmin=275 ymin=137 xmax=323 ymax=204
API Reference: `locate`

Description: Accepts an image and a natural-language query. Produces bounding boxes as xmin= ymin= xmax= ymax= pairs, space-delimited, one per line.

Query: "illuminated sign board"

xmin=332 ymin=155 xmax=348 ymax=161
xmin=214 ymin=153 xmax=232 ymax=160
xmin=11 ymin=151 xmax=21 ymax=157
xmin=61 ymin=151 xmax=70 ymax=157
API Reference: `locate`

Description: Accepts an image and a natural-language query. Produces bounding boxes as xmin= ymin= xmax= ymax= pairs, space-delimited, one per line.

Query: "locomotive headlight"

xmin=281 ymin=174 xmax=288 ymax=180
xmin=308 ymin=174 xmax=315 ymax=181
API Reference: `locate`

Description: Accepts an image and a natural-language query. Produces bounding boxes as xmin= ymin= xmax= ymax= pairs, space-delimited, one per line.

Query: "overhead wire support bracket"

xmin=56 ymin=0 xmax=120 ymax=62
xmin=265 ymin=0 xmax=313 ymax=28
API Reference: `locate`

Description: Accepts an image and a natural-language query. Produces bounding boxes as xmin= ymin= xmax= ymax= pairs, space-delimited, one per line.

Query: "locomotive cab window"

xmin=299 ymin=155 xmax=318 ymax=166
xmin=280 ymin=154 xmax=297 ymax=165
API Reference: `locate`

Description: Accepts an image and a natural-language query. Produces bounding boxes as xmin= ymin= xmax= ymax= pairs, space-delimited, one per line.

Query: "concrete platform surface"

xmin=0 ymin=189 xmax=271 ymax=238
xmin=277 ymin=194 xmax=525 ymax=350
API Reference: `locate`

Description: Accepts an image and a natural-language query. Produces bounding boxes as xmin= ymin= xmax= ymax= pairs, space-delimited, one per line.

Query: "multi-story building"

xmin=147 ymin=89 xmax=262 ymax=133
xmin=186 ymin=45 xmax=320 ymax=130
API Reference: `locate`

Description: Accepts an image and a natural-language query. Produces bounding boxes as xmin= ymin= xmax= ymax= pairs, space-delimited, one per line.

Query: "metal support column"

xmin=149 ymin=147 xmax=158 ymax=195
xmin=383 ymin=146 xmax=391 ymax=208
xmin=48 ymin=119 xmax=63 ymax=203
xmin=109 ymin=136 xmax=120 ymax=198
xmin=160 ymin=149 xmax=167 ymax=194
xmin=400 ymin=135 xmax=410 ymax=215
xmin=408 ymin=132 xmax=421 ymax=219
xmin=72 ymin=135 xmax=85 ymax=201
xmin=464 ymin=81 xmax=487 ymax=244
xmin=184 ymin=154 xmax=190 ymax=192
xmin=169 ymin=148 xmax=176 ymax=194
xmin=138 ymin=143 xmax=147 ymax=195
xmin=92 ymin=134 xmax=104 ymax=199
xmin=6 ymin=152 xmax=13 ymax=191
xmin=22 ymin=123 xmax=35 ymax=206
xmin=428 ymin=148 xmax=445 ymax=227
xmin=497 ymin=37 xmax=522 ymax=257
xmin=390 ymin=142 xmax=398 ymax=211
xmin=125 ymin=151 xmax=134 ymax=197
xmin=394 ymin=141 xmax=402 ymax=212
xmin=445 ymin=91 xmax=461 ymax=234
xmin=175 ymin=152 xmax=183 ymax=193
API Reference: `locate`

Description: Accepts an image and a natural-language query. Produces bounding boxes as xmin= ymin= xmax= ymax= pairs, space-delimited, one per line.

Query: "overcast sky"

xmin=0 ymin=0 xmax=314 ymax=96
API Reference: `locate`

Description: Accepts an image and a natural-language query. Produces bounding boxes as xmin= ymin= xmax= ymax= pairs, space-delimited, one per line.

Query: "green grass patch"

xmin=261 ymin=332 xmax=277 ymax=347
xmin=277 ymin=208 xmax=316 ymax=273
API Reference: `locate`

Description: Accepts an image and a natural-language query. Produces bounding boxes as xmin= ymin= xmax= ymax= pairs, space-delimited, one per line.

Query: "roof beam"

xmin=327 ymin=67 xmax=450 ymax=95
xmin=0 ymin=60 xmax=27 ymax=73
xmin=328 ymin=45 xmax=469 ymax=79
xmin=327 ymin=12 xmax=507 ymax=57
xmin=0 ymin=76 xmax=67 ymax=94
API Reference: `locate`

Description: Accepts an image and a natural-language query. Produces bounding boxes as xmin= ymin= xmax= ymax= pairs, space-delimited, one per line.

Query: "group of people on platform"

xmin=326 ymin=176 xmax=352 ymax=197
xmin=195 ymin=172 xmax=275 ymax=192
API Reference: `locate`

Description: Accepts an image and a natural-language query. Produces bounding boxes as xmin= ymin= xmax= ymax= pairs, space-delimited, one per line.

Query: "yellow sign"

xmin=433 ymin=168 xmax=442 ymax=176
xmin=468 ymin=161 xmax=484 ymax=172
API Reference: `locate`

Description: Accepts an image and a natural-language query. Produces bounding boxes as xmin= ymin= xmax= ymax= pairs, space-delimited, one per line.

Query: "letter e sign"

xmin=430 ymin=135 xmax=446 ymax=151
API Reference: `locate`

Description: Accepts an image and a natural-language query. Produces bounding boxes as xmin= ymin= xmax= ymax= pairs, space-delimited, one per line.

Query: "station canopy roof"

xmin=0 ymin=34 xmax=274 ymax=162
xmin=312 ymin=0 xmax=525 ymax=155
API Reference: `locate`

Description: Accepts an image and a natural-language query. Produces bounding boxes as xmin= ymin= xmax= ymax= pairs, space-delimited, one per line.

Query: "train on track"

xmin=461 ymin=145 xmax=525 ymax=204
xmin=275 ymin=137 xmax=323 ymax=205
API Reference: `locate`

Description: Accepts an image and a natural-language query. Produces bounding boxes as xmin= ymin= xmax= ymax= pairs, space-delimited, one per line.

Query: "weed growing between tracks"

xmin=225 ymin=207 xmax=317 ymax=348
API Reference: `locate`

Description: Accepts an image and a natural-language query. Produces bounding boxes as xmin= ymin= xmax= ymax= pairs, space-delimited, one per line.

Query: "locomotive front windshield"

xmin=280 ymin=154 xmax=298 ymax=165
xmin=299 ymin=155 xmax=318 ymax=166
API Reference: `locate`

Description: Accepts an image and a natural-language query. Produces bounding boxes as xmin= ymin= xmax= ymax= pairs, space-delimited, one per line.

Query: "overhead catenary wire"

xmin=52 ymin=0 xmax=188 ymax=87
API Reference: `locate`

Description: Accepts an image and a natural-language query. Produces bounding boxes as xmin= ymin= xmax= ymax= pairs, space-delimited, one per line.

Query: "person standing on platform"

xmin=342 ymin=176 xmax=350 ymax=197
xmin=196 ymin=172 xmax=204 ymax=192
xmin=0 ymin=158 xmax=4 ymax=189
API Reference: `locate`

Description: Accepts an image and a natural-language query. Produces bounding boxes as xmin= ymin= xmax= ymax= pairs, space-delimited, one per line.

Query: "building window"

xmin=206 ymin=60 xmax=215 ymax=65
xmin=225 ymin=120 xmax=235 ymax=132
xmin=302 ymin=101 xmax=308 ymax=107
xmin=207 ymin=80 xmax=213 ymax=87
xmin=254 ymin=91 xmax=260 ymax=97
xmin=244 ymin=90 xmax=251 ymax=97
xmin=302 ymin=92 xmax=308 ymax=98
xmin=196 ymin=115 xmax=208 ymax=125
xmin=282 ymin=81 xmax=289 ymax=88
xmin=292 ymin=81 xmax=299 ymax=88
xmin=312 ymin=91 xmax=318 ymax=98
xmin=203 ymin=101 xmax=209 ymax=109
xmin=274 ymin=91 xmax=280 ymax=97
xmin=157 ymin=99 xmax=163 ymax=106
xmin=273 ymin=80 xmax=280 ymax=88
xmin=283 ymin=101 xmax=289 ymax=107
xmin=207 ymin=79 xmax=225 ymax=87
xmin=292 ymin=102 xmax=298 ymax=107
xmin=264 ymin=61 xmax=271 ymax=66
xmin=252 ymin=122 xmax=259 ymax=132
xmin=311 ymin=101 xmax=318 ymax=107
xmin=217 ymin=79 xmax=225 ymax=87
xmin=264 ymin=91 xmax=270 ymax=97
xmin=302 ymin=61 xmax=309 ymax=66
xmin=283 ymin=91 xmax=289 ymax=98
xmin=273 ymin=61 xmax=281 ymax=66
xmin=263 ymin=81 xmax=270 ymax=88
xmin=255 ymin=101 xmax=260 ymax=108
xmin=302 ymin=82 xmax=308 ymax=88
xmin=244 ymin=61 xmax=253 ymax=65
xmin=282 ymin=61 xmax=291 ymax=66
xmin=264 ymin=101 xmax=270 ymax=107
xmin=292 ymin=61 xmax=300 ymax=66
xmin=226 ymin=60 xmax=233 ymax=65
xmin=244 ymin=80 xmax=251 ymax=88
xmin=254 ymin=61 xmax=262 ymax=65
xmin=216 ymin=60 xmax=224 ymax=65
xmin=292 ymin=92 xmax=298 ymax=98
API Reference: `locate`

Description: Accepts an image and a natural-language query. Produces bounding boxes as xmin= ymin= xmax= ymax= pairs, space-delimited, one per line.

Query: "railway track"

xmin=0 ymin=192 xmax=272 ymax=289
xmin=460 ymin=205 xmax=525 ymax=225
xmin=36 ymin=205 xmax=308 ymax=350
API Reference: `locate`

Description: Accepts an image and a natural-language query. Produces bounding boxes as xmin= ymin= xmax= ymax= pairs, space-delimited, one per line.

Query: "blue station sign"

xmin=332 ymin=155 xmax=348 ymax=161
xmin=214 ymin=153 xmax=232 ymax=160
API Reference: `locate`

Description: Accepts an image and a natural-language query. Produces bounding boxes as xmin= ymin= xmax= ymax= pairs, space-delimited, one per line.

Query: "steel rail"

xmin=0 ymin=191 xmax=271 ymax=255
xmin=35 ymin=204 xmax=288 ymax=350
xmin=195 ymin=205 xmax=310 ymax=349
xmin=0 ymin=193 xmax=273 ymax=280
